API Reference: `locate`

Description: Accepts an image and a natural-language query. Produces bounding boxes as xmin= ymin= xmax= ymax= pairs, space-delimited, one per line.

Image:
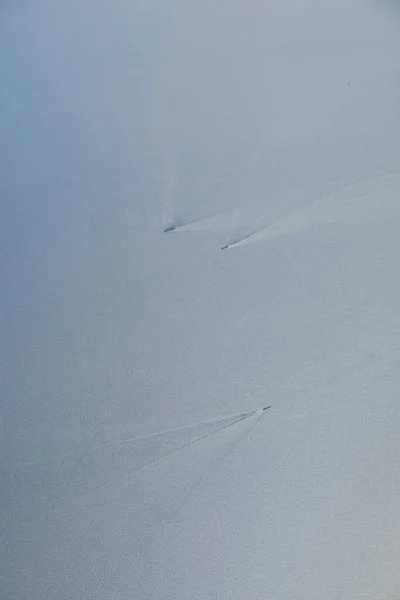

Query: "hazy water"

xmin=2 ymin=1 xmax=400 ymax=599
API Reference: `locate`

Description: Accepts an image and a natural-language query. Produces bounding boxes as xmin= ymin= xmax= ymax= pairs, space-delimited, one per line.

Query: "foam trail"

xmin=132 ymin=405 xmax=270 ymax=476
xmin=69 ymin=406 xmax=271 ymax=502
xmin=164 ymin=212 xmax=219 ymax=233
xmin=162 ymin=407 xmax=270 ymax=527
xmin=164 ymin=216 xmax=206 ymax=233
xmin=221 ymin=168 xmax=400 ymax=250
xmin=120 ymin=411 xmax=253 ymax=476
xmin=164 ymin=208 xmax=246 ymax=235
xmin=221 ymin=226 xmax=268 ymax=250
xmin=3 ymin=408 xmax=268 ymax=515
xmin=10 ymin=408 xmax=260 ymax=471
xmin=2 ymin=406 xmax=271 ymax=521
